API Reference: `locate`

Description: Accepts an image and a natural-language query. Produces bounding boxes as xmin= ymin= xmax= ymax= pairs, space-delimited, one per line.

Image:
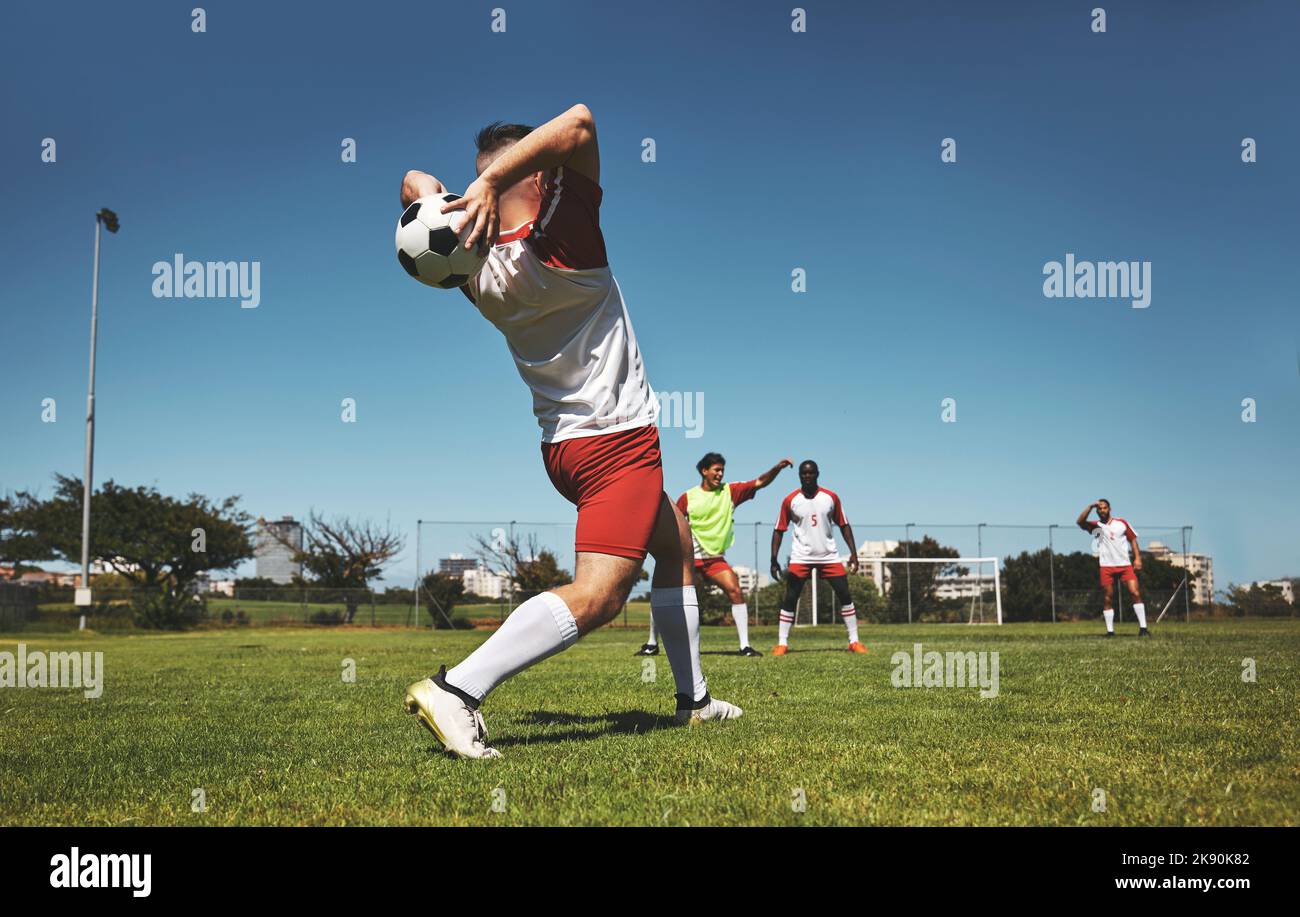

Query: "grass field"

xmin=1 ymin=620 xmax=1296 ymax=826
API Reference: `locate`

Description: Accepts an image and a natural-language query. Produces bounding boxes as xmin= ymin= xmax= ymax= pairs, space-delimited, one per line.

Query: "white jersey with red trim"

xmin=469 ymin=166 xmax=657 ymax=444
xmin=1089 ymin=517 xmax=1138 ymax=567
xmin=776 ymin=488 xmax=850 ymax=564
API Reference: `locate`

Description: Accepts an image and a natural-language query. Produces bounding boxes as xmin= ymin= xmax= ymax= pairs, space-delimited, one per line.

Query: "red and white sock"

xmin=778 ymin=608 xmax=795 ymax=646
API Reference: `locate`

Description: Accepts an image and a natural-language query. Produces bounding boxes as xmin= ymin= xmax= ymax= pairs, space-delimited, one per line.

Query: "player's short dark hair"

xmin=697 ymin=452 xmax=725 ymax=473
xmin=1098 ymin=497 xmax=1110 ymax=506
xmin=800 ymin=459 xmax=819 ymax=474
xmin=475 ymin=122 xmax=535 ymax=172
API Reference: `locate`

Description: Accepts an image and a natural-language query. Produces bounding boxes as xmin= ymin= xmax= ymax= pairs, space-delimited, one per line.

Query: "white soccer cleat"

xmin=674 ymin=693 xmax=744 ymax=726
xmin=404 ymin=667 xmax=501 ymax=759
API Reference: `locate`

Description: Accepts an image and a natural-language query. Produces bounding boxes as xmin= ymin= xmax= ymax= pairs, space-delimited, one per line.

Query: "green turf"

xmin=0 ymin=620 xmax=1295 ymax=826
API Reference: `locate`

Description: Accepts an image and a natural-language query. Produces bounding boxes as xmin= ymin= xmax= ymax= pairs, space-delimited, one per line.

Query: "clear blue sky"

xmin=2 ymin=0 xmax=1296 ymax=589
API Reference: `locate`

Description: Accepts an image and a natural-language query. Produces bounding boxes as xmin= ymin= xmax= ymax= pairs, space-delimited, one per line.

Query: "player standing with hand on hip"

xmin=1077 ymin=498 xmax=1149 ymax=638
xmin=399 ymin=105 xmax=740 ymax=759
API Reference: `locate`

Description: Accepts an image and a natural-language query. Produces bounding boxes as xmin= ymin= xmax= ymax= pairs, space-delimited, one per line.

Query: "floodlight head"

xmin=97 ymin=208 xmax=120 ymax=233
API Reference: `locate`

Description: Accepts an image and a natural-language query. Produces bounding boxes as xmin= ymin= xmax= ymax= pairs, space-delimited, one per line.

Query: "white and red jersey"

xmin=775 ymin=487 xmax=850 ymax=564
xmin=1086 ymin=517 xmax=1138 ymax=567
xmin=469 ymin=166 xmax=657 ymax=443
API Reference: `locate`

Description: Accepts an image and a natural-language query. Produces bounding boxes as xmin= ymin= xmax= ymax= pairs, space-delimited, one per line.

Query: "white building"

xmin=857 ymin=540 xmax=901 ymax=593
xmin=255 ymin=517 xmax=303 ymax=584
xmin=1145 ymin=541 xmax=1214 ymax=604
xmin=1251 ymin=580 xmax=1295 ymax=604
xmin=731 ymin=564 xmax=769 ymax=593
xmin=462 ymin=565 xmax=512 ymax=600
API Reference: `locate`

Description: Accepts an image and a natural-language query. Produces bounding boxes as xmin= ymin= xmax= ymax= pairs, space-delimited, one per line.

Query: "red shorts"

xmin=1100 ymin=565 xmax=1137 ymax=589
xmin=788 ymin=562 xmax=847 ymax=579
xmin=694 ymin=556 xmax=733 ymax=579
xmin=541 ymin=423 xmax=664 ymax=561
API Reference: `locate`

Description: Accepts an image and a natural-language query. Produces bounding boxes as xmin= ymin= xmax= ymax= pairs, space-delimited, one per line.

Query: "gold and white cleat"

xmin=404 ymin=666 xmax=501 ymax=759
xmin=674 ymin=693 xmax=744 ymax=726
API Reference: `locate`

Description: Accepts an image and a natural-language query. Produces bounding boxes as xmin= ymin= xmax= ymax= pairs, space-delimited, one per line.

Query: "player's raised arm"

xmin=1076 ymin=502 xmax=1099 ymax=531
xmin=755 ymin=458 xmax=794 ymax=490
xmin=445 ymin=104 xmax=599 ymax=254
xmin=400 ymin=171 xmax=446 ymax=208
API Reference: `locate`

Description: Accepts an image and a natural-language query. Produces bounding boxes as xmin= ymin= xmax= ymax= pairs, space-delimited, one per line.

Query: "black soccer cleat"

xmin=1104 ymin=631 xmax=1116 ymax=638
xmin=737 ymin=646 xmax=763 ymax=657
xmin=634 ymin=643 xmax=659 ymax=657
xmin=1138 ymin=627 xmax=1151 ymax=638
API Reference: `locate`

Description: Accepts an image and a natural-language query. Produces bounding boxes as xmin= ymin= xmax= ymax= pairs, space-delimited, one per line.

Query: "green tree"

xmin=473 ymin=531 xmax=572 ymax=604
xmin=1222 ymin=583 xmax=1294 ymax=617
xmin=884 ymin=537 xmax=962 ymax=621
xmin=420 ymin=571 xmax=466 ymax=628
xmin=0 ymin=491 xmax=52 ymax=579
xmin=25 ymin=475 xmax=253 ymax=628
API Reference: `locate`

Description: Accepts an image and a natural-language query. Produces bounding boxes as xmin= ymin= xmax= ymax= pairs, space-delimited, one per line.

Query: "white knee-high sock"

xmin=646 ymin=617 xmax=657 ymax=646
xmin=778 ymin=607 xmax=795 ymax=646
xmin=731 ymin=603 xmax=750 ymax=648
xmin=840 ymin=604 xmax=859 ymax=643
xmin=651 ymin=586 xmax=707 ymax=702
xmin=1103 ymin=608 xmax=1115 ymax=633
xmin=445 ymin=591 xmax=578 ymax=702
xmin=1133 ymin=603 xmax=1147 ymax=628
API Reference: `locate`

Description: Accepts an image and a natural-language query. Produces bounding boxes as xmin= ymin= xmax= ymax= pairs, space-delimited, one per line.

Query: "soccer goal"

xmin=796 ymin=556 xmax=1003 ymax=625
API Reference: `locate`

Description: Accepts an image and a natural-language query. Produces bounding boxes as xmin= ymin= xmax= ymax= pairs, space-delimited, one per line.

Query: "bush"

xmin=309 ymin=609 xmax=345 ymax=626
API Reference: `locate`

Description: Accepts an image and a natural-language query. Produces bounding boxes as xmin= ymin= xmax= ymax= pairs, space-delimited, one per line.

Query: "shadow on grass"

xmin=491 ymin=709 xmax=670 ymax=747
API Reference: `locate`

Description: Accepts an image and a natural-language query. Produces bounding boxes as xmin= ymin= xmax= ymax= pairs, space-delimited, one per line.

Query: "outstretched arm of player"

xmin=1076 ymin=502 xmax=1099 ymax=531
xmin=770 ymin=529 xmax=784 ymax=581
xmin=840 ymin=523 xmax=859 ymax=573
xmin=754 ymin=458 xmax=793 ymax=490
xmin=443 ymin=103 xmax=599 ymax=255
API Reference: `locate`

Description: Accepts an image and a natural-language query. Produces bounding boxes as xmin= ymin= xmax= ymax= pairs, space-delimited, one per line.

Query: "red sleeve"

xmin=523 ymin=166 xmax=608 ymax=270
xmin=1121 ymin=519 xmax=1137 ymax=539
xmin=675 ymin=492 xmax=689 ymax=515
xmin=775 ymin=492 xmax=794 ymax=531
xmin=828 ymin=490 xmax=849 ymax=527
xmin=728 ymin=481 xmax=758 ymax=507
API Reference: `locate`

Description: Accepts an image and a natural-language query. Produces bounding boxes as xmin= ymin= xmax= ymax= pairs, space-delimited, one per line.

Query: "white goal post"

xmin=797 ymin=556 xmax=1003 ymax=625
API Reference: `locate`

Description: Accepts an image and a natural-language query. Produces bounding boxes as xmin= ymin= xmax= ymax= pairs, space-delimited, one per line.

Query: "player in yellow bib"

xmin=637 ymin=453 xmax=792 ymax=657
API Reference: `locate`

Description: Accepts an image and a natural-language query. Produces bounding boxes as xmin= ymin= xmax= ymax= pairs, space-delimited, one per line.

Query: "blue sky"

xmin=2 ymin=0 xmax=1296 ymax=589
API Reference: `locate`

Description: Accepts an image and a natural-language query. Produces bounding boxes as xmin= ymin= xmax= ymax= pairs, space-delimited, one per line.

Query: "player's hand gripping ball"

xmin=395 ymin=193 xmax=488 ymax=289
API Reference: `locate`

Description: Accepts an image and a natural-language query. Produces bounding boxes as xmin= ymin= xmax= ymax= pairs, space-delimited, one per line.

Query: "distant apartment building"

xmin=1252 ymin=580 xmax=1295 ymax=604
xmin=462 ymin=564 xmax=512 ymax=600
xmin=856 ymin=540 xmax=901 ymax=594
xmin=1145 ymin=541 xmax=1214 ymax=604
xmin=439 ymin=554 xmax=480 ymax=576
xmin=731 ymin=564 xmax=770 ymax=593
xmin=255 ymin=517 xmax=303 ymax=584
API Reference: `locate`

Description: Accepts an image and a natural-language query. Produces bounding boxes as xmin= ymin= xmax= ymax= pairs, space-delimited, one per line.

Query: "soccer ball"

xmin=395 ymin=193 xmax=487 ymax=289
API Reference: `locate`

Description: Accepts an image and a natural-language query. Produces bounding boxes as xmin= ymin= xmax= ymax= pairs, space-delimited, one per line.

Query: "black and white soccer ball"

xmin=395 ymin=193 xmax=488 ymax=289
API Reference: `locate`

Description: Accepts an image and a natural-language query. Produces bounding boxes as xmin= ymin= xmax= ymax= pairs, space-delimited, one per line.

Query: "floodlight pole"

xmin=904 ymin=523 xmax=913 ymax=623
xmin=1047 ymin=524 xmax=1058 ymax=623
xmin=78 ymin=209 xmax=117 ymax=622
xmin=1181 ymin=526 xmax=1191 ymax=622
xmin=415 ymin=519 xmax=422 ymax=627
xmin=977 ymin=523 xmax=986 ymax=623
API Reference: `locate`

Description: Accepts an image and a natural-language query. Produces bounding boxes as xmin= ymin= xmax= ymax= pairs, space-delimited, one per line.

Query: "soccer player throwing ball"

xmin=637 ymin=453 xmax=793 ymax=657
xmin=399 ymin=105 xmax=740 ymax=758
xmin=769 ymin=460 xmax=867 ymax=655
xmin=1077 ymin=498 xmax=1150 ymax=638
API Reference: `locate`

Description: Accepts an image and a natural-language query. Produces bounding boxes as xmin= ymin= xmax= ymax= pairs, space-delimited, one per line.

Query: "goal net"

xmin=794 ymin=556 xmax=1003 ymax=626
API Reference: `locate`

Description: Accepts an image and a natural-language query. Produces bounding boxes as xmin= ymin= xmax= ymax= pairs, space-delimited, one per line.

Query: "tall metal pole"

xmin=977 ymin=522 xmax=986 ymax=623
xmin=905 ymin=523 xmax=913 ymax=624
xmin=1047 ymin=524 xmax=1058 ymax=623
xmin=415 ymin=519 xmax=422 ymax=627
xmin=79 ymin=218 xmax=103 ymax=601
xmin=1181 ymin=526 xmax=1191 ymax=622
